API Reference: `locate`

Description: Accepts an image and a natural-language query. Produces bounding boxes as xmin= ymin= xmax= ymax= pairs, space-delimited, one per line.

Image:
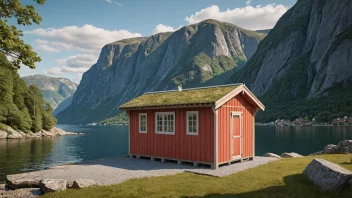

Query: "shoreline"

xmin=0 ymin=125 xmax=82 ymax=140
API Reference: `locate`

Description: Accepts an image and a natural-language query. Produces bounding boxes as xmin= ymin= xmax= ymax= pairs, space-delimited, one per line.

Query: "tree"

xmin=25 ymin=85 xmax=43 ymax=132
xmin=0 ymin=0 xmax=45 ymax=69
xmin=41 ymin=103 xmax=56 ymax=130
xmin=13 ymin=73 xmax=32 ymax=131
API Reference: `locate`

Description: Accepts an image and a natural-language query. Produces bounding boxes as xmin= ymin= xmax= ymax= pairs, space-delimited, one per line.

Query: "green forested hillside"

xmin=0 ymin=53 xmax=56 ymax=132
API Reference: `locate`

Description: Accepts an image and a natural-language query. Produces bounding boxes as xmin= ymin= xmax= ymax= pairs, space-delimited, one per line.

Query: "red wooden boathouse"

xmin=119 ymin=84 xmax=264 ymax=169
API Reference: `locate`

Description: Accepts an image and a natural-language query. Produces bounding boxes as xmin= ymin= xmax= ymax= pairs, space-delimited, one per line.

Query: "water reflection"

xmin=257 ymin=126 xmax=352 ymax=156
xmin=0 ymin=138 xmax=56 ymax=181
xmin=0 ymin=125 xmax=129 ymax=182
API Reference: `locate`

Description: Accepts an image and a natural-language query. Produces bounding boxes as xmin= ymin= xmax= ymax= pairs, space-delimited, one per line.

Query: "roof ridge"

xmin=145 ymin=83 xmax=242 ymax=95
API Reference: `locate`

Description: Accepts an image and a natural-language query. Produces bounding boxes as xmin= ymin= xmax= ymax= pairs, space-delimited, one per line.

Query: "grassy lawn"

xmin=44 ymin=155 xmax=352 ymax=198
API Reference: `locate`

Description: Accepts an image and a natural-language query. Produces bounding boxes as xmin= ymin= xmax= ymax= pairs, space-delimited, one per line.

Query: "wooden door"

xmin=231 ymin=114 xmax=242 ymax=158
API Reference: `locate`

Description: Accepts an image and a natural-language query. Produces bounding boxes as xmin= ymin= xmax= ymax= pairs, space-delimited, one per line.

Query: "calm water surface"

xmin=0 ymin=125 xmax=351 ymax=182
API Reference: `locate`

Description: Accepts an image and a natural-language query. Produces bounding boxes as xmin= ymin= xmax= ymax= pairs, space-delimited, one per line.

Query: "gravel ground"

xmin=186 ymin=157 xmax=278 ymax=177
xmin=0 ymin=183 xmax=41 ymax=198
xmin=18 ymin=156 xmax=278 ymax=186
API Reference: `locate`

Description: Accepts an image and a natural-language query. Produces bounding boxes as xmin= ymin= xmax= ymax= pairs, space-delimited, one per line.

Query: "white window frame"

xmin=186 ymin=111 xmax=199 ymax=135
xmin=139 ymin=113 xmax=147 ymax=133
xmin=155 ymin=112 xmax=175 ymax=135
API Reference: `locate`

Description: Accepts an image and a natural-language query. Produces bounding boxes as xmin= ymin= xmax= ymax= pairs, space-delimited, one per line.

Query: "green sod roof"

xmin=119 ymin=84 xmax=240 ymax=109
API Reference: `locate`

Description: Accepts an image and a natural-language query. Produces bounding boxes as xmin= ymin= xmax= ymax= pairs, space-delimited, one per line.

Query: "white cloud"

xmin=27 ymin=24 xmax=141 ymax=77
xmin=104 ymin=0 xmax=122 ymax=7
xmin=35 ymin=44 xmax=60 ymax=53
xmin=25 ymin=25 xmax=141 ymax=52
xmin=61 ymin=66 xmax=88 ymax=73
xmin=152 ymin=24 xmax=176 ymax=34
xmin=115 ymin=1 xmax=123 ymax=7
xmin=185 ymin=4 xmax=288 ymax=30
xmin=56 ymin=54 xmax=97 ymax=68
xmin=245 ymin=0 xmax=251 ymax=5
xmin=46 ymin=67 xmax=63 ymax=75
xmin=45 ymin=65 xmax=89 ymax=76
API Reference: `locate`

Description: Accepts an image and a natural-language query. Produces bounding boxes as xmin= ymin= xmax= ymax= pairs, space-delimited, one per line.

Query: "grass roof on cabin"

xmin=119 ymin=84 xmax=240 ymax=109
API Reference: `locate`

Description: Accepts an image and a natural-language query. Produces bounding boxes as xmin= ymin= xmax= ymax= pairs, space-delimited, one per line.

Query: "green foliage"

xmin=42 ymin=103 xmax=57 ymax=130
xmin=0 ymin=52 xmax=56 ymax=132
xmin=25 ymin=85 xmax=43 ymax=132
xmin=0 ymin=0 xmax=45 ymax=69
xmin=257 ymin=81 xmax=352 ymax=123
xmin=99 ymin=112 xmax=128 ymax=125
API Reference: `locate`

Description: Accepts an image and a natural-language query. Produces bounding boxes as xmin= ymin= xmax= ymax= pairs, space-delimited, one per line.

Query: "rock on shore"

xmin=310 ymin=140 xmax=352 ymax=155
xmin=0 ymin=124 xmax=80 ymax=140
xmin=303 ymin=158 xmax=352 ymax=191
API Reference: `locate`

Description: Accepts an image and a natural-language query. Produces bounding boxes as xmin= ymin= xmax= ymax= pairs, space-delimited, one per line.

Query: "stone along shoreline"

xmin=0 ymin=125 xmax=82 ymax=139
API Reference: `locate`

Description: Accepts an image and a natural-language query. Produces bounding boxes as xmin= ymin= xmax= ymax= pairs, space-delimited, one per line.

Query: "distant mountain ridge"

xmin=22 ymin=75 xmax=77 ymax=112
xmin=56 ymin=19 xmax=267 ymax=124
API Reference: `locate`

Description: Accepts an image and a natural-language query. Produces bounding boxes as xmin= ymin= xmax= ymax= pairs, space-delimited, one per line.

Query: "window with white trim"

xmin=139 ymin=113 xmax=147 ymax=133
xmin=187 ymin=111 xmax=198 ymax=135
xmin=155 ymin=112 xmax=175 ymax=134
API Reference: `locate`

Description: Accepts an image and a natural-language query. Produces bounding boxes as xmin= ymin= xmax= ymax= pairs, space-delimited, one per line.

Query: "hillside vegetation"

xmin=0 ymin=53 xmax=56 ymax=132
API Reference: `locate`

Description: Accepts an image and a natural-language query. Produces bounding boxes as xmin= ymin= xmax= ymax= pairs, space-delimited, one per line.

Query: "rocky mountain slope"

xmin=231 ymin=0 xmax=352 ymax=122
xmin=22 ymin=75 xmax=78 ymax=112
xmin=56 ymin=19 xmax=266 ymax=124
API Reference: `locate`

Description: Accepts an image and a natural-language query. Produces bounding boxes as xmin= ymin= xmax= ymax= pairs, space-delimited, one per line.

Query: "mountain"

xmin=56 ymin=19 xmax=266 ymax=124
xmin=231 ymin=0 xmax=352 ymax=122
xmin=255 ymin=29 xmax=271 ymax=34
xmin=22 ymin=75 xmax=78 ymax=111
xmin=52 ymin=95 xmax=73 ymax=116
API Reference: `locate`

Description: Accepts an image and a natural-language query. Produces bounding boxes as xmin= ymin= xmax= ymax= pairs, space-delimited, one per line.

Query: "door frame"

xmin=230 ymin=111 xmax=243 ymax=159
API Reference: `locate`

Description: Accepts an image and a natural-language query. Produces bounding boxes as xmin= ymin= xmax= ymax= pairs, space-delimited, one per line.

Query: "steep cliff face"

xmin=57 ymin=19 xmax=266 ymax=124
xmin=231 ymin=0 xmax=352 ymax=122
xmin=234 ymin=0 xmax=352 ymax=98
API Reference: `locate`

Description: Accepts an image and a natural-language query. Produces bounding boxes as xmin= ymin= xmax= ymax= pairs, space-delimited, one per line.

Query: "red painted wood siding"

xmin=217 ymin=94 xmax=254 ymax=163
xmin=129 ymin=107 xmax=214 ymax=163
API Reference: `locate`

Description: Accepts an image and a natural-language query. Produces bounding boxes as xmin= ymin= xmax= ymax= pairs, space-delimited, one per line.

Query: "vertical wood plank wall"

xmin=129 ymin=107 xmax=214 ymax=163
xmin=217 ymin=94 xmax=254 ymax=163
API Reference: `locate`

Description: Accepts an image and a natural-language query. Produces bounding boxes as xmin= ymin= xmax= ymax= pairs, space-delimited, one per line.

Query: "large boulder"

xmin=323 ymin=144 xmax=339 ymax=154
xmin=0 ymin=130 xmax=7 ymax=139
xmin=6 ymin=173 xmax=41 ymax=189
xmin=309 ymin=151 xmax=323 ymax=156
xmin=40 ymin=179 xmax=67 ymax=194
xmin=72 ymin=179 xmax=96 ymax=189
xmin=303 ymin=158 xmax=352 ymax=191
xmin=263 ymin=153 xmax=282 ymax=159
xmin=6 ymin=128 xmax=24 ymax=139
xmin=281 ymin=152 xmax=303 ymax=158
xmin=338 ymin=140 xmax=352 ymax=153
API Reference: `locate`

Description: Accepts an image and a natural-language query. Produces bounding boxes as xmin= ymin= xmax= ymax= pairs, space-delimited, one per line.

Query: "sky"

xmin=16 ymin=0 xmax=296 ymax=83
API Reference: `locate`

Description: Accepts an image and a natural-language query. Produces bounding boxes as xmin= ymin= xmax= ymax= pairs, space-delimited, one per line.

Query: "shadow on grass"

xmin=182 ymin=174 xmax=352 ymax=198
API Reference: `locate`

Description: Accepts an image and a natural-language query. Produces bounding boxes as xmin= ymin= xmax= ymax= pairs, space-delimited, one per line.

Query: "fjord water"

xmin=0 ymin=125 xmax=351 ymax=182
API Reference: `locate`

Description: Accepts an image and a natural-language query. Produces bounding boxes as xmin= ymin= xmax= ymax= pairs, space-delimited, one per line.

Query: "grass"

xmin=119 ymin=85 xmax=239 ymax=109
xmin=0 ymin=122 xmax=8 ymax=130
xmin=44 ymin=155 xmax=352 ymax=198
